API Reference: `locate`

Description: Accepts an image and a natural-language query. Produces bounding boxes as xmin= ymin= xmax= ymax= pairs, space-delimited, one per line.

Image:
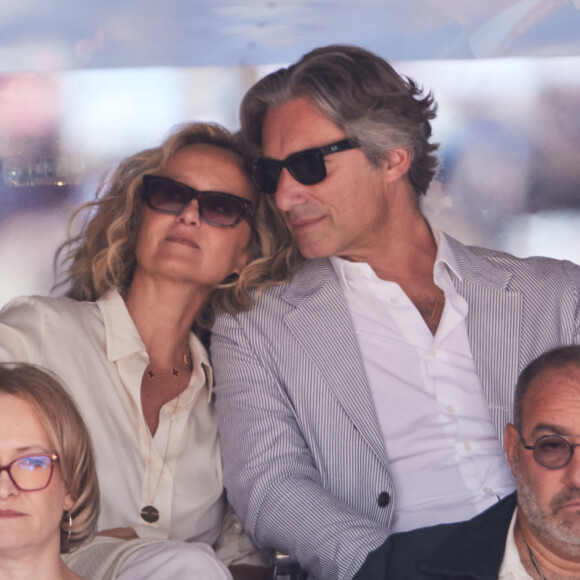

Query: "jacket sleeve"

xmin=211 ymin=311 xmax=390 ymax=580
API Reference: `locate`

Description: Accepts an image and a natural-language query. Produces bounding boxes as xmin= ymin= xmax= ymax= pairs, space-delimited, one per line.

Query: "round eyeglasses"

xmin=519 ymin=433 xmax=580 ymax=470
xmin=0 ymin=453 xmax=59 ymax=491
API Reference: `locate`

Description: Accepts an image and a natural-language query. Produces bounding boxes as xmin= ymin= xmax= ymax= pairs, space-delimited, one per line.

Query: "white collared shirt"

xmin=331 ymin=226 xmax=515 ymax=533
xmin=0 ymin=290 xmax=224 ymax=543
xmin=499 ymin=509 xmax=534 ymax=579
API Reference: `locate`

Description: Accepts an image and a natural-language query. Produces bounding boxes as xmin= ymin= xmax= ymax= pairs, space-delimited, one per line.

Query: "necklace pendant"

xmin=146 ymin=368 xmax=155 ymax=380
xmin=140 ymin=505 xmax=160 ymax=523
xmin=171 ymin=367 xmax=179 ymax=377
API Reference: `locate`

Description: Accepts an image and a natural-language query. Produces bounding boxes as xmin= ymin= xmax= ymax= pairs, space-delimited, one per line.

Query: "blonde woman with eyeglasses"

xmin=0 ymin=363 xmax=99 ymax=580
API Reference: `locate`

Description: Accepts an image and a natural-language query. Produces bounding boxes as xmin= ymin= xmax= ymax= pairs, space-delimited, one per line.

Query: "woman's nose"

xmin=177 ymin=199 xmax=201 ymax=225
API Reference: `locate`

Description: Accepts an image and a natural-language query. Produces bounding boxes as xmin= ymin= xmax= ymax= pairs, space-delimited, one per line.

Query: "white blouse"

xmin=0 ymin=290 xmax=224 ymax=543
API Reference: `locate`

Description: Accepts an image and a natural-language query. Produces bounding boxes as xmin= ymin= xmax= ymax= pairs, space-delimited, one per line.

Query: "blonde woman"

xmin=0 ymin=123 xmax=288 ymax=579
xmin=0 ymin=363 xmax=99 ymax=580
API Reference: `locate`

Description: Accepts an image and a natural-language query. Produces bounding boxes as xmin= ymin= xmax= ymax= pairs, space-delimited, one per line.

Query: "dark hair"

xmin=240 ymin=43 xmax=439 ymax=196
xmin=513 ymin=345 xmax=580 ymax=432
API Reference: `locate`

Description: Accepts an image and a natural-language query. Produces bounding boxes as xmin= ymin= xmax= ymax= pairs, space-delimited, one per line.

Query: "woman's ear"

xmin=64 ymin=491 xmax=75 ymax=512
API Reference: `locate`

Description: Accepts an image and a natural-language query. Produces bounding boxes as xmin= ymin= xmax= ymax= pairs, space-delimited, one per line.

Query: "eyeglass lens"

xmin=143 ymin=175 xmax=252 ymax=228
xmin=252 ymin=139 xmax=358 ymax=194
xmin=0 ymin=454 xmax=56 ymax=491
xmin=532 ymin=435 xmax=575 ymax=469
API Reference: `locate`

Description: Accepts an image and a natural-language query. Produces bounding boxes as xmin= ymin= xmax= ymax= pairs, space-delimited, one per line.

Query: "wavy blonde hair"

xmin=57 ymin=122 xmax=301 ymax=329
xmin=0 ymin=363 xmax=99 ymax=554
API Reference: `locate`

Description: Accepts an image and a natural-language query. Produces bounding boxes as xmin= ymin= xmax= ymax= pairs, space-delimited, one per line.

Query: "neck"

xmin=349 ymin=209 xmax=437 ymax=285
xmin=516 ymin=513 xmax=580 ymax=580
xmin=0 ymin=548 xmax=82 ymax=580
xmin=123 ymin=275 xmax=205 ymax=365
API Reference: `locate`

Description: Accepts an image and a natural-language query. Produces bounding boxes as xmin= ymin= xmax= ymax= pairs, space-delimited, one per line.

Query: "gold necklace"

xmin=145 ymin=353 xmax=191 ymax=380
xmin=428 ymin=287 xmax=444 ymax=331
xmin=140 ymin=351 xmax=191 ymax=524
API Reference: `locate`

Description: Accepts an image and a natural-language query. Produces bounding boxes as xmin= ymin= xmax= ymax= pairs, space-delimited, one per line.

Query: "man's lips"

xmin=165 ymin=235 xmax=200 ymax=249
xmin=288 ymin=215 xmax=325 ymax=232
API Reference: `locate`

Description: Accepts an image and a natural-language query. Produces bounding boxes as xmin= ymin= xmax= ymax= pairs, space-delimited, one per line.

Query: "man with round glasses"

xmin=355 ymin=345 xmax=580 ymax=579
xmin=211 ymin=44 xmax=580 ymax=579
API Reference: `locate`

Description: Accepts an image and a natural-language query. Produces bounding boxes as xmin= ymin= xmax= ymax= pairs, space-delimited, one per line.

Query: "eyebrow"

xmin=530 ymin=423 xmax=574 ymax=437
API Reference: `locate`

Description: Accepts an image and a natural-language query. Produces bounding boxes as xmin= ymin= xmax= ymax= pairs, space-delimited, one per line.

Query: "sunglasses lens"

xmin=534 ymin=436 xmax=572 ymax=468
xmin=12 ymin=455 xmax=53 ymax=491
xmin=288 ymin=151 xmax=326 ymax=186
xmin=145 ymin=177 xmax=191 ymax=214
xmin=252 ymin=159 xmax=282 ymax=195
xmin=200 ymin=193 xmax=247 ymax=227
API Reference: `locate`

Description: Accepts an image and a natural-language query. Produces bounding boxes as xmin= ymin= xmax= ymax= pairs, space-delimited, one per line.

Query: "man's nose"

xmin=274 ymin=169 xmax=310 ymax=212
xmin=563 ymin=447 xmax=580 ymax=486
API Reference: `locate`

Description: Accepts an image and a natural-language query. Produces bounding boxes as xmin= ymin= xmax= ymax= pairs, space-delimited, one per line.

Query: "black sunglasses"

xmin=520 ymin=432 xmax=580 ymax=470
xmin=142 ymin=175 xmax=254 ymax=228
xmin=251 ymin=138 xmax=359 ymax=195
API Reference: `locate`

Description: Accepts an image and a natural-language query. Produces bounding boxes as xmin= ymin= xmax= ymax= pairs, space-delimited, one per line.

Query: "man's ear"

xmin=381 ymin=147 xmax=413 ymax=183
xmin=504 ymin=423 xmax=519 ymax=473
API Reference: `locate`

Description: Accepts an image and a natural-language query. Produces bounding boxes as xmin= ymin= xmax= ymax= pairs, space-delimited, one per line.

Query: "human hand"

xmin=97 ymin=527 xmax=139 ymax=540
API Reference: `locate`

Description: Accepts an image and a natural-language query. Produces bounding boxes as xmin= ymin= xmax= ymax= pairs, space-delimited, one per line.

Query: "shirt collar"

xmin=330 ymin=220 xmax=463 ymax=287
xmin=499 ymin=508 xmax=534 ymax=579
xmin=97 ymin=289 xmax=213 ymax=401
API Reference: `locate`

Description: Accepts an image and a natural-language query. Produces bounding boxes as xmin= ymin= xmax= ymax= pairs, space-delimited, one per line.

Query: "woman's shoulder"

xmin=0 ymin=294 xmax=99 ymax=326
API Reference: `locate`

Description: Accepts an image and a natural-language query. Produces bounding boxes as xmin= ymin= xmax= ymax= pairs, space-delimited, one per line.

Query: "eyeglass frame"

xmin=251 ymin=138 xmax=360 ymax=195
xmin=0 ymin=453 xmax=59 ymax=491
xmin=142 ymin=174 xmax=255 ymax=229
xmin=519 ymin=432 xmax=580 ymax=470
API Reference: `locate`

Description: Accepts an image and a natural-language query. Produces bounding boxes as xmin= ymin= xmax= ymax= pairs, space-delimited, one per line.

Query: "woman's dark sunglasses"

xmin=520 ymin=433 xmax=580 ymax=469
xmin=142 ymin=175 xmax=254 ymax=228
xmin=251 ymin=138 xmax=359 ymax=195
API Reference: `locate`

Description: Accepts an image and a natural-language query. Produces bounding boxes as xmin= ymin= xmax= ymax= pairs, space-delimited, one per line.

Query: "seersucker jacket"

xmin=211 ymin=234 xmax=580 ymax=580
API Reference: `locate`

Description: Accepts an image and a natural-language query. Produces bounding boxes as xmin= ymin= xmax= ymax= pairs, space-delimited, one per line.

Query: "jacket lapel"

xmin=282 ymin=259 xmax=388 ymax=465
xmin=445 ymin=235 xmax=522 ymax=438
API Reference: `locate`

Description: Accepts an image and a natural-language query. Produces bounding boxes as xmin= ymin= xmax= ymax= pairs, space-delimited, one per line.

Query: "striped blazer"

xmin=211 ymin=234 xmax=580 ymax=580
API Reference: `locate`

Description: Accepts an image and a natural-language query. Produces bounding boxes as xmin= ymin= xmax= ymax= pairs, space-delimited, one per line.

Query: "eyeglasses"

xmin=0 ymin=453 xmax=59 ymax=491
xmin=520 ymin=433 xmax=580 ymax=469
xmin=251 ymin=138 xmax=359 ymax=195
xmin=142 ymin=175 xmax=254 ymax=228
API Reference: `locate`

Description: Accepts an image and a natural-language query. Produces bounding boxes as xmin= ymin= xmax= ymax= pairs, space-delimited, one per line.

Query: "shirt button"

xmin=427 ymin=349 xmax=437 ymax=358
xmin=391 ymin=297 xmax=400 ymax=305
xmin=446 ymin=404 xmax=455 ymax=414
xmin=464 ymin=441 xmax=472 ymax=452
xmin=483 ymin=487 xmax=493 ymax=495
xmin=377 ymin=491 xmax=390 ymax=508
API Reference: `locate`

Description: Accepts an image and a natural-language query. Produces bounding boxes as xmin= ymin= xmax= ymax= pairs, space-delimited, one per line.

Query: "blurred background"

xmin=1 ymin=0 xmax=580 ymax=306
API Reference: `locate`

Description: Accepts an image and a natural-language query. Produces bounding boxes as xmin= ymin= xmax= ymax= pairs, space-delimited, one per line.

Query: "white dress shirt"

xmin=0 ymin=290 xmax=224 ymax=543
xmin=331 ymin=227 xmax=515 ymax=533
xmin=499 ymin=509 xmax=534 ymax=579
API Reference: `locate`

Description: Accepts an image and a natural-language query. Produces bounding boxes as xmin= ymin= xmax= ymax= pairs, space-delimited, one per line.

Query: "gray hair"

xmin=241 ymin=44 xmax=439 ymax=196
xmin=513 ymin=345 xmax=580 ymax=432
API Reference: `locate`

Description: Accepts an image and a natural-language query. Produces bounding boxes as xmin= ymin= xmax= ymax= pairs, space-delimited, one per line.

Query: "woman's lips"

xmin=0 ymin=510 xmax=24 ymax=518
xmin=165 ymin=235 xmax=200 ymax=249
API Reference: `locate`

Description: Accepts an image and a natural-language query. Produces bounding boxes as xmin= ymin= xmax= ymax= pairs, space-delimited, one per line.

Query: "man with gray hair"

xmin=355 ymin=345 xmax=580 ymax=579
xmin=211 ymin=44 xmax=580 ymax=579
